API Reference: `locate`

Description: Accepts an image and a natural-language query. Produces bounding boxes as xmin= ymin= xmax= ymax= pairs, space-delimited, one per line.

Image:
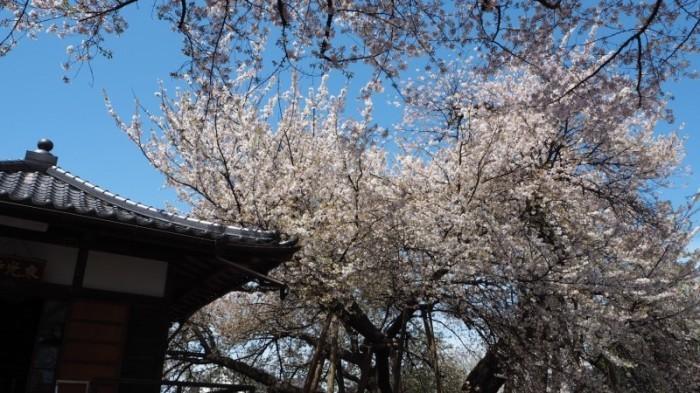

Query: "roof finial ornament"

xmin=37 ymin=138 xmax=54 ymax=152
xmin=24 ymin=137 xmax=58 ymax=167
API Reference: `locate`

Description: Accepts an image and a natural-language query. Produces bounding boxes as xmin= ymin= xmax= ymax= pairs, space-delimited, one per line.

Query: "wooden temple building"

xmin=0 ymin=140 xmax=298 ymax=393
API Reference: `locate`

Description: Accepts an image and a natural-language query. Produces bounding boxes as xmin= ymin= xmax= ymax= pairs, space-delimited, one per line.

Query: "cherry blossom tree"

xmin=107 ymin=34 xmax=700 ymax=391
xmin=4 ymin=0 xmax=698 ymax=390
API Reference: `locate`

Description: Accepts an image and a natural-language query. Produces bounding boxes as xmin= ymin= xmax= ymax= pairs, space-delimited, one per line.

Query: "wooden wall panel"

xmin=64 ymin=322 xmax=123 ymax=343
xmin=61 ymin=342 xmax=122 ymax=364
xmin=56 ymin=300 xmax=128 ymax=393
xmin=69 ymin=301 xmax=129 ymax=323
xmin=119 ymin=303 xmax=169 ymax=393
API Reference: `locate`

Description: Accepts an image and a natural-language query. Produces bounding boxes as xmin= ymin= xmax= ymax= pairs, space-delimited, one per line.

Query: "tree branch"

xmin=334 ymin=302 xmax=385 ymax=344
xmin=462 ymin=345 xmax=506 ymax=393
xmin=319 ymin=0 xmax=335 ymax=61
xmin=0 ymin=0 xmax=29 ymax=48
xmin=558 ymin=0 xmax=663 ymax=100
xmin=277 ymin=0 xmax=288 ymax=27
xmin=79 ymin=0 xmax=139 ymax=22
xmin=534 ymin=0 xmax=561 ymax=9
xmin=206 ymin=353 xmax=313 ymax=393
xmin=178 ymin=0 xmax=187 ymax=30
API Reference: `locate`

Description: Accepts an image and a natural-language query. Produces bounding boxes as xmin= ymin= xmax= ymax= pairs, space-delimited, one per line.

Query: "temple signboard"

xmin=0 ymin=255 xmax=45 ymax=281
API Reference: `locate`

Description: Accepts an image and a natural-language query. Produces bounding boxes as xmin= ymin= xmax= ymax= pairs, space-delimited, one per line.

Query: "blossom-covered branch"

xmin=108 ymin=38 xmax=700 ymax=391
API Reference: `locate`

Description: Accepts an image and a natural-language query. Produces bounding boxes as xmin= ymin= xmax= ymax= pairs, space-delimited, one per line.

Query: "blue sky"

xmin=1 ymin=6 xmax=699 ymax=246
xmin=0 ymin=7 xmax=186 ymax=206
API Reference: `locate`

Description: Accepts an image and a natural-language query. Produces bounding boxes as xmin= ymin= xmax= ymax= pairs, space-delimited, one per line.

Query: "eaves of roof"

xmin=0 ymin=143 xmax=297 ymax=251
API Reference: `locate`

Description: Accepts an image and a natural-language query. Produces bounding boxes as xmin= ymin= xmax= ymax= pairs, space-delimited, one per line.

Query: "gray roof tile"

xmin=0 ymin=159 xmax=295 ymax=248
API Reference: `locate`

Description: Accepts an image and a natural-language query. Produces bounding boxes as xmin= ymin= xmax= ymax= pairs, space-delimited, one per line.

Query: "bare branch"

xmin=178 ymin=0 xmax=187 ymax=30
xmin=79 ymin=0 xmax=139 ymax=22
xmin=558 ymin=0 xmax=663 ymax=100
xmin=534 ymin=0 xmax=561 ymax=9
xmin=319 ymin=0 xmax=335 ymax=60
xmin=277 ymin=0 xmax=288 ymax=27
xmin=0 ymin=0 xmax=29 ymax=48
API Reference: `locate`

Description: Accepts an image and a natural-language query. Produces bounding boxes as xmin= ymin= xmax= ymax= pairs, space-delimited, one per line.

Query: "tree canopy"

xmin=2 ymin=0 xmax=699 ymax=98
xmin=111 ymin=49 xmax=699 ymax=392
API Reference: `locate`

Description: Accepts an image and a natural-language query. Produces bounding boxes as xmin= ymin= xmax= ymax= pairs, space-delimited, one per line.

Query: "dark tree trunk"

xmin=356 ymin=347 xmax=372 ymax=393
xmin=374 ymin=347 xmax=393 ymax=393
xmin=462 ymin=347 xmax=506 ymax=393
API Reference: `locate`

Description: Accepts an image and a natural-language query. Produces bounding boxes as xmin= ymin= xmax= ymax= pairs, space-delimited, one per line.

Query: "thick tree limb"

xmin=334 ymin=302 xmax=386 ymax=343
xmin=284 ymin=331 xmax=364 ymax=365
xmin=277 ymin=0 xmax=288 ymax=26
xmin=326 ymin=317 xmax=339 ymax=393
xmin=422 ymin=308 xmax=443 ymax=393
xmin=303 ymin=313 xmax=334 ymax=393
xmin=206 ymin=353 xmax=314 ymax=393
xmin=374 ymin=346 xmax=393 ymax=393
xmin=319 ymin=0 xmax=335 ymax=60
xmin=385 ymin=305 xmax=417 ymax=338
xmin=333 ymin=302 xmax=417 ymax=393
xmin=178 ymin=0 xmax=187 ymax=30
xmin=462 ymin=346 xmax=506 ymax=393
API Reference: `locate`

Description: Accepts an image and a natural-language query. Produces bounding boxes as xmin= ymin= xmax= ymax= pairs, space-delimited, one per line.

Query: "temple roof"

xmin=0 ymin=139 xmax=297 ymax=321
xmin=0 ymin=139 xmax=296 ymax=249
